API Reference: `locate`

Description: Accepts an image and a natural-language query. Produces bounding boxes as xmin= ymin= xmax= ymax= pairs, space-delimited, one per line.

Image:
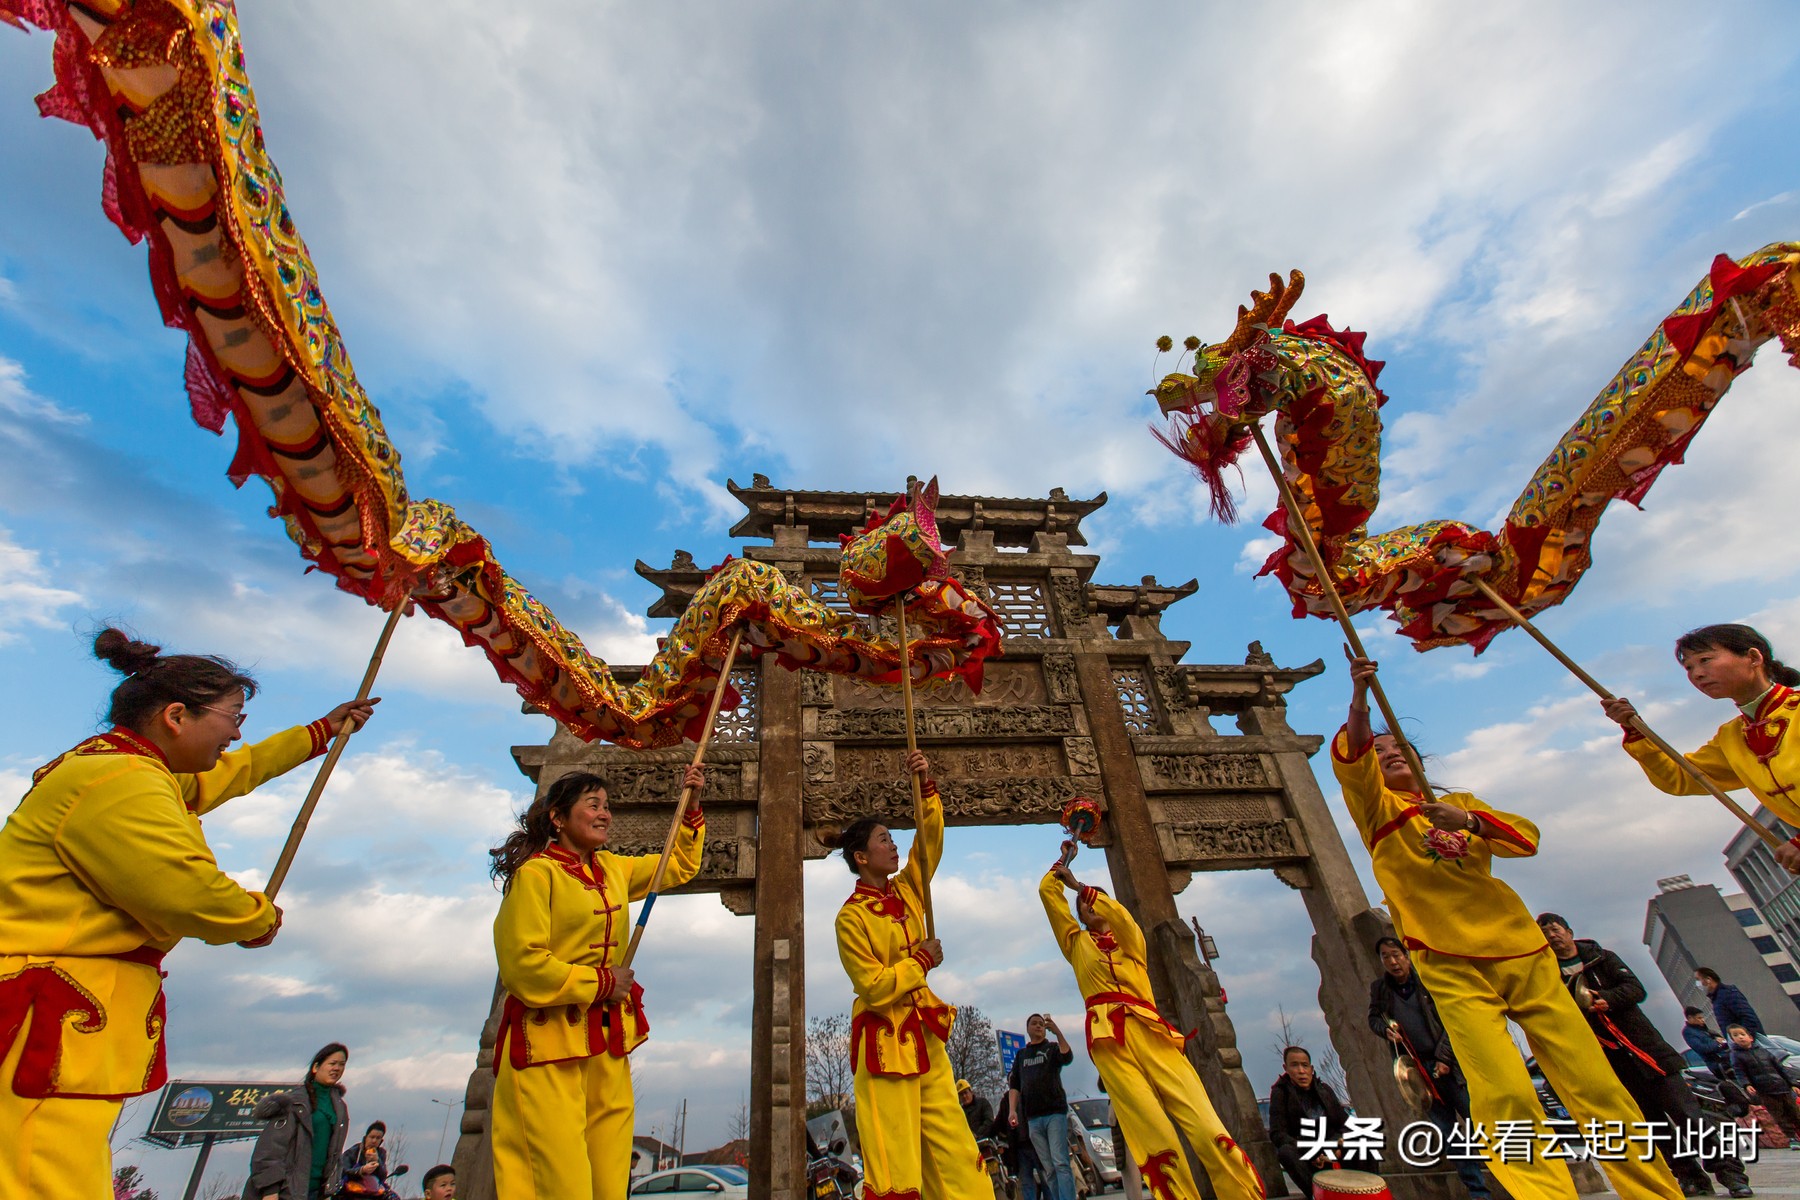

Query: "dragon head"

xmin=1149 ymin=270 xmax=1305 ymax=521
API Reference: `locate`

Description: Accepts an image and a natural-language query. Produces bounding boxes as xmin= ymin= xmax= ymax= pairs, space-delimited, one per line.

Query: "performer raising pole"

xmin=1602 ymin=623 xmax=1800 ymax=868
xmin=0 ymin=628 xmax=377 ymax=1197
xmin=1039 ymin=801 xmax=1265 ymax=1200
xmin=825 ymin=748 xmax=988 ymax=1200
xmin=893 ymin=595 xmax=937 ymax=939
xmin=1336 ymin=656 xmax=1681 ymax=1200
xmin=487 ymin=754 xmax=709 ymax=1199
xmin=1467 ymin=584 xmax=1786 ymax=853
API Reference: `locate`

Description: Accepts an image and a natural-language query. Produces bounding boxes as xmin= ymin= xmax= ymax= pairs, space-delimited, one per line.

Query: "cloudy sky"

xmin=4 ymin=1 xmax=1800 ymax=1192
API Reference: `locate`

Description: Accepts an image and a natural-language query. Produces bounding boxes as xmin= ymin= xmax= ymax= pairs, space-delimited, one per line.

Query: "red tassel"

xmin=1151 ymin=412 xmax=1253 ymax=523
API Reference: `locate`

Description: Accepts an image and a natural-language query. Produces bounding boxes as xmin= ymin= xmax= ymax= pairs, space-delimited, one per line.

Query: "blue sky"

xmin=4 ymin=2 xmax=1800 ymax=1192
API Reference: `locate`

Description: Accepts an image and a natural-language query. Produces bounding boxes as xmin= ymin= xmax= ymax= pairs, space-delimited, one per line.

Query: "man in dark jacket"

xmin=960 ymin=1079 xmax=996 ymax=1140
xmin=1267 ymin=1046 xmax=1351 ymax=1197
xmin=1728 ymin=1025 xmax=1800 ymax=1143
xmin=1684 ymin=1007 xmax=1734 ymax=1079
xmin=1699 ymin=968 xmax=1766 ymax=1040
xmin=1539 ymin=915 xmax=1751 ymax=1197
xmin=1367 ymin=937 xmax=1491 ymax=1199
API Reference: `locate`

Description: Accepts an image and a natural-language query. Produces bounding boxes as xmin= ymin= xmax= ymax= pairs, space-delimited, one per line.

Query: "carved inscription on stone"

xmin=834 ymin=743 xmax=1065 ymax=783
xmin=1167 ymin=819 xmax=1299 ymax=862
xmin=832 ymin=661 xmax=1045 ymax=709
xmin=1063 ymin=737 xmax=1099 ymax=775
xmin=1042 ymin=653 xmax=1080 ymax=703
xmin=804 ymin=776 xmax=1104 ymax=827
xmin=817 ymin=705 xmax=1075 ymax=740
xmin=1159 ymin=796 xmax=1272 ymax=824
xmin=1141 ymin=754 xmax=1267 ymax=791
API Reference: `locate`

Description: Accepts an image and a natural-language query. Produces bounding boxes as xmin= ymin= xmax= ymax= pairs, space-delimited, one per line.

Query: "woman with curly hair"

xmin=1603 ymin=624 xmax=1800 ymax=871
xmin=488 ymin=761 xmax=705 ymax=1200
xmin=1335 ymin=656 xmax=1678 ymax=1200
xmin=0 ymin=628 xmax=375 ymax=1198
xmin=826 ymin=748 xmax=987 ymax=1200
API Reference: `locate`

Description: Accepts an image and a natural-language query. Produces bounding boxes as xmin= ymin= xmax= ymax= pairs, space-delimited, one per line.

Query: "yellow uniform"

xmin=0 ymin=722 xmax=324 ymax=1199
xmin=1332 ymin=730 xmax=1681 ymax=1200
xmin=835 ymin=779 xmax=987 ymax=1200
xmin=1039 ymin=870 xmax=1264 ymax=1200
xmin=490 ymin=809 xmax=704 ymax=1200
xmin=1622 ymin=684 xmax=1800 ymax=826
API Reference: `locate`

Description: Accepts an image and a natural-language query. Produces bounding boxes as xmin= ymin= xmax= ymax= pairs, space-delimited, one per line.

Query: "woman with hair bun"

xmin=0 ymin=628 xmax=377 ymax=1197
xmin=1604 ymin=624 xmax=1800 ymax=870
xmin=487 ymin=761 xmax=706 ymax=1200
xmin=829 ymin=748 xmax=988 ymax=1200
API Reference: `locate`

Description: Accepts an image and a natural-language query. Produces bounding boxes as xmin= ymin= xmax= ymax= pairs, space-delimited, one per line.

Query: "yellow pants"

xmin=853 ymin=1035 xmax=989 ymax=1200
xmin=1417 ymin=947 xmax=1682 ymax=1200
xmin=1093 ymin=1019 xmax=1265 ymax=1200
xmin=492 ymin=1050 xmax=633 ymax=1200
xmin=0 ymin=1026 xmax=121 ymax=1199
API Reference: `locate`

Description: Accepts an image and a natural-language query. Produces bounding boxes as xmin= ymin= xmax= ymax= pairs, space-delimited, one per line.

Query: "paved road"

xmin=1745 ymin=1147 xmax=1800 ymax=1196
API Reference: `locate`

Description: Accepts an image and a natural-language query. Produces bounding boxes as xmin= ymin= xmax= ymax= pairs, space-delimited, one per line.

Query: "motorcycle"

xmin=338 ymin=1162 xmax=409 ymax=1200
xmin=806 ymin=1137 xmax=858 ymax=1200
xmin=977 ymin=1135 xmax=1016 ymax=1200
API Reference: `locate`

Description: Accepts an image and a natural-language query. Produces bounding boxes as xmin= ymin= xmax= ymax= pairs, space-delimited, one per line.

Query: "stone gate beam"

xmin=751 ymin=655 xmax=807 ymax=1197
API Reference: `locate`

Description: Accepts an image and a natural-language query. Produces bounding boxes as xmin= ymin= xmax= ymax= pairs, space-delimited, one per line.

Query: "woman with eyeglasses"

xmin=0 ymin=627 xmax=377 ymax=1198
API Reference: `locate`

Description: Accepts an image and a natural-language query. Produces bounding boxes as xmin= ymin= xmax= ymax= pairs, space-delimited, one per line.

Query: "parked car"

xmin=630 ymin=1165 xmax=750 ymax=1198
xmin=1069 ymin=1097 xmax=1122 ymax=1191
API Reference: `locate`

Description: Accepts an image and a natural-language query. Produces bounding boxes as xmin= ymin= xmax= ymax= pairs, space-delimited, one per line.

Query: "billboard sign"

xmin=996 ymin=1029 xmax=1027 ymax=1077
xmin=144 ymin=1080 xmax=293 ymax=1145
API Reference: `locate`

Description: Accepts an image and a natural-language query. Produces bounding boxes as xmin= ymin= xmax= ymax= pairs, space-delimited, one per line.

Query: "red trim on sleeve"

xmin=919 ymin=779 xmax=940 ymax=800
xmin=911 ymin=948 xmax=935 ymax=974
xmin=595 ymin=967 xmax=616 ymax=1001
xmin=304 ymin=718 xmax=333 ymax=759
xmin=1474 ymin=812 xmax=1536 ymax=853
xmin=681 ymin=804 xmax=705 ymax=831
xmin=1620 ymin=727 xmax=1645 ymax=746
xmin=1332 ymin=725 xmax=1370 ymax=764
xmin=1078 ymin=885 xmax=1101 ymax=910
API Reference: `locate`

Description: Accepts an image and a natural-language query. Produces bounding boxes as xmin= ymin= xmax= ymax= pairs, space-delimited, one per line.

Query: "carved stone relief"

xmin=543 ymin=762 xmax=747 ymax=805
xmin=1042 ymin=653 xmax=1080 ymax=703
xmin=604 ymin=835 xmax=746 ymax=878
xmin=1158 ymin=796 xmax=1273 ymax=824
xmin=803 ymin=742 xmax=835 ymax=784
xmin=1063 ymin=737 xmax=1099 ymax=775
xmin=832 ymin=661 xmax=1045 ymax=709
xmin=1166 ymin=819 xmax=1300 ymax=862
xmin=1140 ymin=754 xmax=1268 ymax=791
xmin=816 ymin=705 xmax=1075 ymax=740
xmin=834 ymin=743 xmax=1065 ymax=783
xmin=1050 ymin=575 xmax=1090 ymax=637
xmin=804 ymin=776 xmax=1104 ymax=827
xmin=800 ymin=671 xmax=834 ymax=707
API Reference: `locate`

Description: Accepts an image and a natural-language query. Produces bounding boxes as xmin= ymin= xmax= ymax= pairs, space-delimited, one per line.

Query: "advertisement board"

xmin=143 ymin=1079 xmax=292 ymax=1146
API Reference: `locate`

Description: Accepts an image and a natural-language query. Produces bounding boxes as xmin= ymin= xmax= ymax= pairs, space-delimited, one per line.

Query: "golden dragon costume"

xmin=0 ymin=0 xmax=1001 ymax=746
xmin=1150 ymin=249 xmax=1800 ymax=650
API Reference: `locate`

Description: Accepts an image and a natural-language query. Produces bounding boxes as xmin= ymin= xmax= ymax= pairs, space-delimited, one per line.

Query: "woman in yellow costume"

xmin=487 ymin=761 xmax=706 ymax=1200
xmin=1337 ymin=656 xmax=1680 ymax=1200
xmin=1603 ymin=624 xmax=1800 ymax=871
xmin=0 ymin=628 xmax=377 ymax=1198
xmin=826 ymin=749 xmax=988 ymax=1200
xmin=1039 ymin=862 xmax=1264 ymax=1200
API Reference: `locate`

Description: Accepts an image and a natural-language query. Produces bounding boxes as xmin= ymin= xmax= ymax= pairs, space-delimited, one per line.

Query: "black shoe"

xmin=1727 ymin=1188 xmax=1753 ymax=1198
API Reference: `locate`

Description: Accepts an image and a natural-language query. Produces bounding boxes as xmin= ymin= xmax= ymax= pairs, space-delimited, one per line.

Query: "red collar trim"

xmin=1751 ymin=685 xmax=1795 ymax=723
xmin=103 ymin=727 xmax=170 ymax=768
xmin=852 ymin=880 xmax=895 ymax=899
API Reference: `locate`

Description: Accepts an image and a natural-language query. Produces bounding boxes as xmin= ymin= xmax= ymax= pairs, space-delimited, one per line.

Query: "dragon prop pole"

xmin=265 ymin=602 xmax=406 ymax=901
xmin=1249 ymin=423 xmax=1437 ymax=798
xmin=1468 ymin=577 xmax=1784 ymax=851
xmin=622 ymin=628 xmax=745 ymax=969
xmin=894 ymin=596 xmax=937 ymax=941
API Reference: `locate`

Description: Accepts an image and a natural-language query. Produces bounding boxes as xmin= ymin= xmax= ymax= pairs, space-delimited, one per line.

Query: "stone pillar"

xmin=750 ymin=654 xmax=807 ymax=1198
xmin=1077 ymin=647 xmax=1282 ymax=1191
xmin=449 ymin=980 xmax=502 ymax=1199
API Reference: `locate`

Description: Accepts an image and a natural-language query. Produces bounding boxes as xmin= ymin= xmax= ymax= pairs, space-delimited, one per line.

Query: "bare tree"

xmin=806 ymin=1013 xmax=856 ymax=1113
xmin=943 ymin=1003 xmax=1005 ymax=1101
xmin=385 ymin=1127 xmax=410 ymax=1177
xmin=199 ymin=1177 xmax=236 ymax=1200
xmin=728 ymin=1092 xmax=751 ymax=1143
xmin=1266 ymin=1005 xmax=1347 ymax=1093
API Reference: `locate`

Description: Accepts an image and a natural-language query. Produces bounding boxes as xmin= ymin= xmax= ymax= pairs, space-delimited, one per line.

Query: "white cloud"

xmin=0 ymin=524 xmax=82 ymax=643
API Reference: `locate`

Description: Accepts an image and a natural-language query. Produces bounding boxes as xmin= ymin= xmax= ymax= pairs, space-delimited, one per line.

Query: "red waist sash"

xmin=494 ymin=981 xmax=648 ymax=1070
xmin=1083 ymin=990 xmax=1189 ymax=1051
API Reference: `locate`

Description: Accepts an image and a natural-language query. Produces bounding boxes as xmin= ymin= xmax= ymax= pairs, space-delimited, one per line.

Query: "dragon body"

xmin=3 ymin=0 xmax=1000 ymax=747
xmin=1152 ymin=250 xmax=1800 ymax=650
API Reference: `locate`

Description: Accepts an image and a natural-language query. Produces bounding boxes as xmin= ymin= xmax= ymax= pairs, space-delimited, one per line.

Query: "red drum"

xmin=1313 ymin=1169 xmax=1392 ymax=1200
